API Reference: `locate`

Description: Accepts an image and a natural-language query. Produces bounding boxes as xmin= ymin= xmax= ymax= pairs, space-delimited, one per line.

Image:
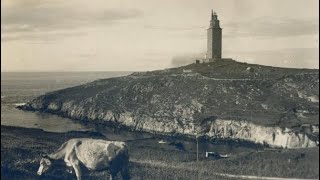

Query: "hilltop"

xmin=18 ymin=59 xmax=319 ymax=148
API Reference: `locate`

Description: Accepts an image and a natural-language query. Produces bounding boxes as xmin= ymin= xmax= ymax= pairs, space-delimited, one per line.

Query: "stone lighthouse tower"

xmin=207 ymin=10 xmax=222 ymax=60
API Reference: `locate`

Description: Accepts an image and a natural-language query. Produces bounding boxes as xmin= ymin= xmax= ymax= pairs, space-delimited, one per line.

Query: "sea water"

xmin=1 ymin=72 xmax=131 ymax=133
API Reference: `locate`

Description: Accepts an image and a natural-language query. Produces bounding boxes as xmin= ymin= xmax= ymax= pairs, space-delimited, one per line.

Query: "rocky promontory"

xmin=18 ymin=59 xmax=319 ymax=148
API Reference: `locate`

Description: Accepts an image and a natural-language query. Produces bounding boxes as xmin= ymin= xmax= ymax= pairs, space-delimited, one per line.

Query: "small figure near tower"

xmin=206 ymin=10 xmax=222 ymax=61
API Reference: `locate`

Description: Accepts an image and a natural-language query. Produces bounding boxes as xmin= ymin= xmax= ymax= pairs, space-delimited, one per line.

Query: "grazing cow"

xmin=37 ymin=138 xmax=129 ymax=180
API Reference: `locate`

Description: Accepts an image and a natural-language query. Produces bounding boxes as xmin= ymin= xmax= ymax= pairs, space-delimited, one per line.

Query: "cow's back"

xmin=74 ymin=139 xmax=128 ymax=171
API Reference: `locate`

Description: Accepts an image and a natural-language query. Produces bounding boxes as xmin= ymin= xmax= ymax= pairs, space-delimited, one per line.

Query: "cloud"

xmin=1 ymin=30 xmax=87 ymax=42
xmin=76 ymin=53 xmax=97 ymax=59
xmin=230 ymin=47 xmax=319 ymax=68
xmin=143 ymin=25 xmax=206 ymax=31
xmin=1 ymin=1 xmax=143 ymax=42
xmin=171 ymin=52 xmax=205 ymax=67
xmin=224 ymin=17 xmax=319 ymax=38
xmin=141 ymin=16 xmax=318 ymax=40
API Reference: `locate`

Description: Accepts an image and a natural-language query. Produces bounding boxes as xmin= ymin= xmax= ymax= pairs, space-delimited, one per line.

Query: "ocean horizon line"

xmin=1 ymin=70 xmax=136 ymax=73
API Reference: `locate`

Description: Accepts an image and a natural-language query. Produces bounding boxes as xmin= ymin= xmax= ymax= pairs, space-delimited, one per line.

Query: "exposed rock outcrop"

xmin=18 ymin=60 xmax=319 ymax=148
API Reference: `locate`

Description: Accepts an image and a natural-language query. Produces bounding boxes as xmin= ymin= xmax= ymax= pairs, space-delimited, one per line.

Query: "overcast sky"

xmin=1 ymin=0 xmax=319 ymax=72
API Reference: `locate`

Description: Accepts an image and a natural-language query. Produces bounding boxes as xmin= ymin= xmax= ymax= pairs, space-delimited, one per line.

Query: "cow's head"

xmin=37 ymin=154 xmax=52 ymax=176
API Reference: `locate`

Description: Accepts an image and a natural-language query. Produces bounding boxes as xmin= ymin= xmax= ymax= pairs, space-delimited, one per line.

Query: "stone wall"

xmin=207 ymin=27 xmax=222 ymax=59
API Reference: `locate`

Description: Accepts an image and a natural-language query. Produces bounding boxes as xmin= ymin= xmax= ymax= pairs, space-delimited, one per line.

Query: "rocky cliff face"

xmin=19 ymin=60 xmax=319 ymax=148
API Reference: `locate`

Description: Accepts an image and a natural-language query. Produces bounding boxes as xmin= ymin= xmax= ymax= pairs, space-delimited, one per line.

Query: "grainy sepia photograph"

xmin=1 ymin=0 xmax=319 ymax=179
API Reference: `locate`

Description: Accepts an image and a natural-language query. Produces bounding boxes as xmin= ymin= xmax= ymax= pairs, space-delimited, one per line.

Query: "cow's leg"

xmin=120 ymin=165 xmax=130 ymax=180
xmin=109 ymin=173 xmax=116 ymax=180
xmin=64 ymin=158 xmax=72 ymax=166
xmin=70 ymin=159 xmax=82 ymax=180
xmin=64 ymin=149 xmax=73 ymax=174
xmin=66 ymin=165 xmax=73 ymax=174
xmin=64 ymin=145 xmax=73 ymax=166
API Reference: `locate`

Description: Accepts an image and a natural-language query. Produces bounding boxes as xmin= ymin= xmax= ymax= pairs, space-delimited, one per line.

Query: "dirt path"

xmin=131 ymin=159 xmax=318 ymax=180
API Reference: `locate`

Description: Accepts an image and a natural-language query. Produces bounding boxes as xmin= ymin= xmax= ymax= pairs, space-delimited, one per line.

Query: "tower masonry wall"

xmin=206 ymin=11 xmax=222 ymax=60
xmin=207 ymin=28 xmax=222 ymax=59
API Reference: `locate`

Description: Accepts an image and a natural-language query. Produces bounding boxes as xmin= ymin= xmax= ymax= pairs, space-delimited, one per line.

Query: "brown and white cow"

xmin=37 ymin=138 xmax=129 ymax=180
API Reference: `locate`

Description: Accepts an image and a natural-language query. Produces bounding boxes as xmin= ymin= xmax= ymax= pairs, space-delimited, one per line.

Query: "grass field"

xmin=1 ymin=125 xmax=319 ymax=180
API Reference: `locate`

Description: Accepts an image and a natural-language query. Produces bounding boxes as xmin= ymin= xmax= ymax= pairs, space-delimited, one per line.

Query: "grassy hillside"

xmin=1 ymin=126 xmax=319 ymax=179
xmin=139 ymin=59 xmax=318 ymax=79
xmin=19 ymin=60 xmax=319 ymax=146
